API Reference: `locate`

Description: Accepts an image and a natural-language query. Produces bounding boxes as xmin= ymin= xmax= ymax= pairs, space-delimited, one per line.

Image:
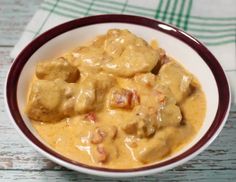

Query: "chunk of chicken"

xmin=104 ymin=29 xmax=147 ymax=58
xmin=134 ymin=125 xmax=193 ymax=164
xmin=74 ymin=79 xmax=96 ymax=113
xmin=134 ymin=127 xmax=176 ymax=163
xmin=158 ymin=104 xmax=182 ymax=128
xmin=152 ymin=84 xmax=182 ymax=127
xmin=25 ymin=80 xmax=64 ymax=122
xmin=134 ymin=73 xmax=157 ymax=87
xmin=61 ymin=97 xmax=76 ymax=116
xmin=72 ymin=46 xmax=112 ymax=72
xmin=26 ymin=79 xmax=79 ymax=122
xmin=36 ymin=57 xmax=80 ymax=83
xmin=92 ymin=35 xmax=106 ymax=48
xmin=122 ymin=106 xmax=158 ymax=138
xmin=158 ymin=61 xmax=193 ymax=103
xmin=109 ymin=87 xmax=140 ymax=109
xmin=153 ymin=83 xmax=177 ymax=105
xmin=74 ymin=74 xmax=115 ymax=113
xmin=103 ymin=44 xmax=159 ymax=77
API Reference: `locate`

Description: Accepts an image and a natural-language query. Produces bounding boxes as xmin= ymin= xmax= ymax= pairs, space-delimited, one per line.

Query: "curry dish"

xmin=25 ymin=29 xmax=206 ymax=169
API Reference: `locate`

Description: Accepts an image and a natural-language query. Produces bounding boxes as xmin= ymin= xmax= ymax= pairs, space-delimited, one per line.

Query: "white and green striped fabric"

xmin=10 ymin=0 xmax=236 ymax=104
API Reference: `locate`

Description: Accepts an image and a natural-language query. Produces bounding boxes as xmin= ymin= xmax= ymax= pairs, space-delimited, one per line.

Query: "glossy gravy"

xmin=26 ymin=29 xmax=206 ymax=169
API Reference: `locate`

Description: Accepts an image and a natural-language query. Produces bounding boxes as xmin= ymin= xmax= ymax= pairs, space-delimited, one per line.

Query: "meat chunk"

xmin=153 ymin=84 xmax=177 ymax=105
xmin=134 ymin=127 xmax=176 ymax=164
xmin=26 ymin=79 xmax=79 ymax=122
xmin=104 ymin=29 xmax=147 ymax=58
xmin=95 ymin=74 xmax=116 ymax=105
xmin=152 ymin=85 xmax=182 ymax=127
xmin=74 ymin=79 xmax=96 ymax=113
xmin=158 ymin=61 xmax=193 ymax=103
xmin=74 ymin=74 xmax=115 ymax=113
xmin=36 ymin=57 xmax=80 ymax=83
xmin=72 ymin=46 xmax=112 ymax=72
xmin=134 ymin=125 xmax=193 ymax=164
xmin=134 ymin=73 xmax=157 ymax=87
xmin=61 ymin=97 xmax=76 ymax=116
xmin=25 ymin=80 xmax=64 ymax=122
xmin=122 ymin=106 xmax=158 ymax=138
xmin=103 ymin=44 xmax=159 ymax=77
xmin=136 ymin=137 xmax=170 ymax=164
xmin=102 ymin=29 xmax=159 ymax=77
xmin=158 ymin=104 xmax=182 ymax=127
xmin=92 ymin=35 xmax=106 ymax=48
xmin=109 ymin=88 xmax=140 ymax=109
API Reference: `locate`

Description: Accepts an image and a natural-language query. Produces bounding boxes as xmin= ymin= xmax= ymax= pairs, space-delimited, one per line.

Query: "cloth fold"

xmin=11 ymin=0 xmax=236 ymax=104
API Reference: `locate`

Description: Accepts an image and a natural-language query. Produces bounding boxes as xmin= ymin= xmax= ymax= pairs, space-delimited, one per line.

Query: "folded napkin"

xmin=11 ymin=0 xmax=236 ymax=104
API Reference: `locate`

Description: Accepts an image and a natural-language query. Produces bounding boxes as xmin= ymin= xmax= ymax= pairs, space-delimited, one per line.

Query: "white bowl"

xmin=5 ymin=14 xmax=231 ymax=177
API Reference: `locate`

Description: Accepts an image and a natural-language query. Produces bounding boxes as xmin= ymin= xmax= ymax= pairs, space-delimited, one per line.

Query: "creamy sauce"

xmin=26 ymin=29 xmax=206 ymax=169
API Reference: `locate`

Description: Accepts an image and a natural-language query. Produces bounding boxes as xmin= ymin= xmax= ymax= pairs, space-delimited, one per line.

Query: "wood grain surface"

xmin=0 ymin=0 xmax=235 ymax=181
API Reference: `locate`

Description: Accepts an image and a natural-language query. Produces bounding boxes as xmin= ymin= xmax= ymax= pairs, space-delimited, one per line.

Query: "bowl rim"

xmin=5 ymin=14 xmax=231 ymax=176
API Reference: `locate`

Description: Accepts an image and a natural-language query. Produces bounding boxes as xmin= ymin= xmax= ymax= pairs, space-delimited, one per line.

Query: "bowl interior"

xmin=17 ymin=23 xmax=218 ymax=165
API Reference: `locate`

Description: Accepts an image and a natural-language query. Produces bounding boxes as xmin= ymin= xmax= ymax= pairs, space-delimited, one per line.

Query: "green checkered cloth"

xmin=10 ymin=0 xmax=236 ymax=104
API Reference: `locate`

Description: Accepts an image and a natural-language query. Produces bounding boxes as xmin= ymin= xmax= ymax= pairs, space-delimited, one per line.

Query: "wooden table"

xmin=0 ymin=0 xmax=235 ymax=181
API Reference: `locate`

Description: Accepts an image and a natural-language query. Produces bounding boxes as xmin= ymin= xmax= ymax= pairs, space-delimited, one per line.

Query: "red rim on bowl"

xmin=6 ymin=14 xmax=230 ymax=173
